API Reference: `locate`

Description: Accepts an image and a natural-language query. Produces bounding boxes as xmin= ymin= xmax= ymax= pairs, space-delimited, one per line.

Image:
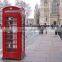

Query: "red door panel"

xmin=2 ymin=6 xmax=25 ymax=60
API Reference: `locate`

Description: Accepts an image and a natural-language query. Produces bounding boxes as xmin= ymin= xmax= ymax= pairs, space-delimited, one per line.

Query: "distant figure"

xmin=0 ymin=24 xmax=2 ymax=29
xmin=38 ymin=25 xmax=44 ymax=34
xmin=51 ymin=24 xmax=54 ymax=29
xmin=61 ymin=25 xmax=62 ymax=27
xmin=44 ymin=23 xmax=47 ymax=34
xmin=45 ymin=28 xmax=47 ymax=34
xmin=44 ymin=23 xmax=47 ymax=29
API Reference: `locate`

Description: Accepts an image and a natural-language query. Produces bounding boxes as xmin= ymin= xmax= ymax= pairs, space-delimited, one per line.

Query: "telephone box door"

xmin=2 ymin=6 xmax=25 ymax=60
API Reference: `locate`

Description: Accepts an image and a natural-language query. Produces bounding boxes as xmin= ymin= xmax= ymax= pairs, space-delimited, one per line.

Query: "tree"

xmin=3 ymin=0 xmax=11 ymax=7
xmin=15 ymin=0 xmax=31 ymax=17
xmin=0 ymin=0 xmax=11 ymax=24
xmin=16 ymin=0 xmax=31 ymax=26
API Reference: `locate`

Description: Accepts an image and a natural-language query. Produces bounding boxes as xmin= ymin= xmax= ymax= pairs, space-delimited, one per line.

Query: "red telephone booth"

xmin=2 ymin=6 xmax=25 ymax=60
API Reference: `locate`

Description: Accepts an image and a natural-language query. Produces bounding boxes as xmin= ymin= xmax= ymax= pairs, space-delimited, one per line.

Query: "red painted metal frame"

xmin=2 ymin=6 xmax=25 ymax=60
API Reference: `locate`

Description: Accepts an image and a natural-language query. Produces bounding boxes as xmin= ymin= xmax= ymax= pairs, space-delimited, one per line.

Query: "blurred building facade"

xmin=34 ymin=4 xmax=40 ymax=26
xmin=50 ymin=0 xmax=60 ymax=25
xmin=39 ymin=0 xmax=44 ymax=25
xmin=44 ymin=0 xmax=50 ymax=25
xmin=39 ymin=0 xmax=50 ymax=25
xmin=39 ymin=0 xmax=61 ymax=26
xmin=59 ymin=0 xmax=62 ymax=25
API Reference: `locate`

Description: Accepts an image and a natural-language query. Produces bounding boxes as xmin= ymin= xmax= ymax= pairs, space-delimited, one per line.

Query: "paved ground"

xmin=0 ymin=27 xmax=62 ymax=62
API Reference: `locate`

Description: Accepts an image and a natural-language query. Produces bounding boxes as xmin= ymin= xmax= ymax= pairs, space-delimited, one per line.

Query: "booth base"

xmin=2 ymin=53 xmax=25 ymax=60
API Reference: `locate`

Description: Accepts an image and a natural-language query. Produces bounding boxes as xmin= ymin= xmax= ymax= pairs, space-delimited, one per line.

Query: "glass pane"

xmin=5 ymin=17 xmax=17 ymax=52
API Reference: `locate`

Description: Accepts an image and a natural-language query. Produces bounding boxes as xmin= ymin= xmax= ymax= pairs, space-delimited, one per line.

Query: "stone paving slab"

xmin=0 ymin=28 xmax=62 ymax=62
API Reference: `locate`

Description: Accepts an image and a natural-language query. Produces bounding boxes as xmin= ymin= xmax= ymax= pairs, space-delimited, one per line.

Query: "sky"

xmin=9 ymin=0 xmax=40 ymax=18
xmin=1 ymin=0 xmax=40 ymax=18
